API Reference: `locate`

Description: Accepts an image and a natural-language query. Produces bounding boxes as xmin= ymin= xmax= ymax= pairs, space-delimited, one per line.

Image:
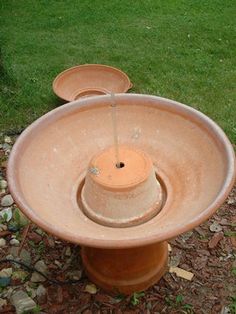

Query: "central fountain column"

xmin=80 ymin=145 xmax=168 ymax=294
xmin=81 ymin=242 xmax=168 ymax=294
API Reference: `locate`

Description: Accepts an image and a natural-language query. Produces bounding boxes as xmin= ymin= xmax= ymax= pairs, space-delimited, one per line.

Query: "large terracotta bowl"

xmin=53 ymin=64 xmax=132 ymax=101
xmin=7 ymin=94 xmax=235 ymax=249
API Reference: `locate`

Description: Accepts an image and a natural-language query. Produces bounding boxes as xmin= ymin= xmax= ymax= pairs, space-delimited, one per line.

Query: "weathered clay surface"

xmin=82 ymin=145 xmax=162 ymax=227
xmin=53 ymin=64 xmax=132 ymax=101
xmin=81 ymin=242 xmax=168 ymax=294
xmin=7 ymin=94 xmax=235 ymax=249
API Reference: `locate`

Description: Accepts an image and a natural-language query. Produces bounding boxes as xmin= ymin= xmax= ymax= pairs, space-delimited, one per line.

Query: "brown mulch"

xmin=0 ymin=138 xmax=235 ymax=314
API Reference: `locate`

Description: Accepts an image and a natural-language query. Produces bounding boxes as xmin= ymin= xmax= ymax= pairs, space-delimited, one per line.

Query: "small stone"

xmin=0 ymin=179 xmax=7 ymax=189
xmin=3 ymin=287 xmax=14 ymax=299
xmin=227 ymin=197 xmax=236 ymax=205
xmin=30 ymin=272 xmax=46 ymax=283
xmin=9 ymin=247 xmax=31 ymax=266
xmin=208 ymin=232 xmax=224 ymax=249
xmin=54 ymin=260 xmax=62 ymax=268
xmin=10 ymin=238 xmax=20 ymax=246
xmin=10 ymin=290 xmax=36 ymax=314
xmin=4 ymin=136 xmax=12 ymax=144
xmin=0 ymin=223 xmax=7 ymax=231
xmin=0 ymin=207 xmax=12 ymax=221
xmin=0 ymin=277 xmax=11 ymax=287
xmin=221 ymin=306 xmax=230 ymax=314
xmin=2 ymin=143 xmax=11 ymax=151
xmin=30 ymin=260 xmax=47 ymax=283
xmin=0 ymin=238 xmax=6 ymax=247
xmin=0 ymin=268 xmax=12 ymax=278
xmin=6 ymin=254 xmax=14 ymax=260
xmin=67 ymin=270 xmax=82 ymax=281
xmin=65 ymin=246 xmax=71 ymax=257
xmin=1 ymin=194 xmax=14 ymax=207
xmin=169 ymin=253 xmax=181 ymax=267
xmin=35 ymin=260 xmax=47 ymax=274
xmin=0 ymin=298 xmax=7 ymax=309
xmin=85 ymin=283 xmax=98 ymax=294
xmin=20 ymin=249 xmax=32 ymax=266
xmin=36 ymin=284 xmax=47 ymax=302
xmin=209 ymin=221 xmax=222 ymax=233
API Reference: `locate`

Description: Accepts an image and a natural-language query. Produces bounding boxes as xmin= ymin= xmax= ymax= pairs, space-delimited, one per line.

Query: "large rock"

xmin=10 ymin=290 xmax=36 ymax=314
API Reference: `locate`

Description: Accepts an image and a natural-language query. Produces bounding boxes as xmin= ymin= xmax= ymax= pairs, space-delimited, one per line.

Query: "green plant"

xmin=229 ymin=296 xmax=236 ymax=314
xmin=224 ymin=231 xmax=236 ymax=237
xmin=176 ymin=294 xmax=184 ymax=304
xmin=114 ymin=294 xmax=125 ymax=303
xmin=130 ymin=291 xmax=145 ymax=306
xmin=28 ymin=240 xmax=45 ymax=255
xmin=13 ymin=207 xmax=29 ymax=228
xmin=165 ymin=295 xmax=194 ymax=313
xmin=22 ymin=305 xmax=42 ymax=314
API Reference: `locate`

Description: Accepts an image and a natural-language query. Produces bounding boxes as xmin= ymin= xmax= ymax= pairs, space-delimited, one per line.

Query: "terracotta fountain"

xmin=53 ymin=64 xmax=132 ymax=101
xmin=7 ymin=94 xmax=235 ymax=295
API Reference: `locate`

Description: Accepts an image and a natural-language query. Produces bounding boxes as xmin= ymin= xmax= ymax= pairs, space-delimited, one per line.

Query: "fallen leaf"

xmin=208 ymin=232 xmax=224 ymax=249
xmin=231 ymin=237 xmax=236 ymax=248
xmin=169 ymin=267 xmax=194 ymax=280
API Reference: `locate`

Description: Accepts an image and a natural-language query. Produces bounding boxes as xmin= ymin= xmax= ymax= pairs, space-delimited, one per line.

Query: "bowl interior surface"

xmin=53 ymin=65 xmax=132 ymax=101
xmin=8 ymin=94 xmax=235 ymax=248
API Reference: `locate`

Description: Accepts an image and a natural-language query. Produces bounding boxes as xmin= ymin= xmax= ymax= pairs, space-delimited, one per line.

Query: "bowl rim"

xmin=52 ymin=64 xmax=133 ymax=102
xmin=7 ymin=94 xmax=236 ymax=248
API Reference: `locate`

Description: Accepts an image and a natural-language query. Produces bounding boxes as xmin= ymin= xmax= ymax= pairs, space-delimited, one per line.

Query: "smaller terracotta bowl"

xmin=53 ymin=64 xmax=132 ymax=102
xmin=81 ymin=146 xmax=162 ymax=227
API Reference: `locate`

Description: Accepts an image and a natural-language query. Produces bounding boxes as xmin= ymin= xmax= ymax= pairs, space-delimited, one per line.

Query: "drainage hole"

xmin=116 ymin=162 xmax=125 ymax=169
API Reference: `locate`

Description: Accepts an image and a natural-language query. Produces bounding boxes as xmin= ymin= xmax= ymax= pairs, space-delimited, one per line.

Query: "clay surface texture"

xmin=7 ymin=94 xmax=235 ymax=248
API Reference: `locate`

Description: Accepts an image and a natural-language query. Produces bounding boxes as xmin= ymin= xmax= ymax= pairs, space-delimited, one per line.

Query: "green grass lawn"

xmin=0 ymin=1 xmax=235 ymax=142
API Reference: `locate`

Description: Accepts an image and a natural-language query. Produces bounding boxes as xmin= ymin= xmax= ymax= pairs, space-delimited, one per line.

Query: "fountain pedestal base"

xmin=81 ymin=241 xmax=168 ymax=295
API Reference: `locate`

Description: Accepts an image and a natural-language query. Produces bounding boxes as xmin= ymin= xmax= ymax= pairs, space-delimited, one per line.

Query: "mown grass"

xmin=0 ymin=1 xmax=235 ymax=142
